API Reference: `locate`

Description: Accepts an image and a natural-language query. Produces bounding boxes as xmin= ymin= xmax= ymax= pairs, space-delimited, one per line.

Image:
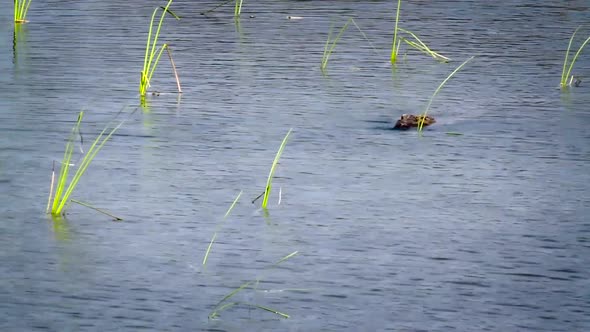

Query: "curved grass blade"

xmin=261 ymin=129 xmax=292 ymax=209
xmin=202 ymin=190 xmax=243 ymax=267
xmin=418 ymin=56 xmax=475 ymax=132
xmin=561 ymin=26 xmax=581 ymax=87
xmin=561 ymin=26 xmax=590 ymax=88
xmin=399 ymin=28 xmax=450 ymax=62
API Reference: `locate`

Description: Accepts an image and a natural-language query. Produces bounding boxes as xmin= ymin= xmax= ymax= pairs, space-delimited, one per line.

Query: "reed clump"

xmin=261 ymin=129 xmax=292 ymax=210
xmin=47 ymin=111 xmax=126 ymax=217
xmin=560 ymin=25 xmax=590 ymax=88
xmin=140 ymin=0 xmax=181 ymax=97
xmin=14 ymin=0 xmax=32 ymax=23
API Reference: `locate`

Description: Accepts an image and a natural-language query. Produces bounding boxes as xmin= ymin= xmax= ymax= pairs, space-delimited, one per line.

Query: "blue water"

xmin=1 ymin=1 xmax=589 ymax=331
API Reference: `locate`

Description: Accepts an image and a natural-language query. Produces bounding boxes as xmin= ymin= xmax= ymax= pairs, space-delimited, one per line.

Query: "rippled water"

xmin=1 ymin=0 xmax=589 ymax=331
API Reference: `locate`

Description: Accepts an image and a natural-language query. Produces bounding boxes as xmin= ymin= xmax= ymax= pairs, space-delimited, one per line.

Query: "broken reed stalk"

xmin=560 ymin=25 xmax=590 ymax=88
xmin=14 ymin=0 xmax=32 ymax=23
xmin=202 ymin=190 xmax=243 ymax=267
xmin=209 ymin=251 xmax=298 ymax=319
xmin=166 ymin=46 xmax=182 ymax=93
xmin=261 ymin=129 xmax=292 ymax=210
xmin=140 ymin=0 xmax=180 ymax=96
xmin=418 ymin=56 xmax=475 ymax=132
xmin=46 ymin=161 xmax=56 ymax=214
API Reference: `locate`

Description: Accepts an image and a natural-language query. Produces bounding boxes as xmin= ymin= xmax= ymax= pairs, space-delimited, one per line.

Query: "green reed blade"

xmin=234 ymin=0 xmax=243 ymax=17
xmin=262 ymin=129 xmax=292 ymax=209
xmin=51 ymin=112 xmax=84 ymax=213
xmin=202 ymin=190 xmax=243 ymax=267
xmin=272 ymin=250 xmax=299 ymax=266
xmin=418 ymin=56 xmax=475 ymax=132
xmin=561 ymin=26 xmax=580 ymax=87
xmin=321 ymin=21 xmax=335 ymax=67
xmin=390 ymin=0 xmax=402 ymax=63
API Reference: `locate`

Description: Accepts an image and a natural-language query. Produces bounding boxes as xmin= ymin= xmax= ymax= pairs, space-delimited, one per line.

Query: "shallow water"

xmin=1 ymin=1 xmax=589 ymax=331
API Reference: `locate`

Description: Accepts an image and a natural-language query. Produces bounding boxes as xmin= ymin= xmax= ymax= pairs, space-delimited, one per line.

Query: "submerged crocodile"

xmin=393 ymin=114 xmax=436 ymax=130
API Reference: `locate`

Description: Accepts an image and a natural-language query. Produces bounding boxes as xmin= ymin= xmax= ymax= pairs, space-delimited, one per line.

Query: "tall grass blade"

xmin=202 ymin=190 xmax=243 ymax=267
xmin=262 ymin=129 xmax=292 ymax=209
xmin=418 ymin=56 xmax=474 ymax=132
xmin=234 ymin=0 xmax=243 ymax=17
xmin=390 ymin=0 xmax=402 ymax=63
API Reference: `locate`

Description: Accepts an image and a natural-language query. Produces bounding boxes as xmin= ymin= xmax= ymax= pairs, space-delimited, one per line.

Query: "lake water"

xmin=1 ymin=1 xmax=589 ymax=331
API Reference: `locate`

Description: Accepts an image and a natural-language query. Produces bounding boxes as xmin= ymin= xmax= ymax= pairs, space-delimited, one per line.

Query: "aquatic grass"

xmin=418 ymin=56 xmax=474 ymax=132
xmin=560 ymin=25 xmax=590 ymax=88
xmin=140 ymin=0 xmax=180 ymax=97
xmin=390 ymin=0 xmax=402 ymax=63
xmin=48 ymin=111 xmax=128 ymax=216
xmin=321 ymin=19 xmax=352 ymax=72
xmin=209 ymin=251 xmax=298 ymax=319
xmin=14 ymin=0 xmax=32 ymax=23
xmin=261 ymin=129 xmax=292 ymax=209
xmin=202 ymin=190 xmax=243 ymax=267
xmin=234 ymin=0 xmax=243 ymax=17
